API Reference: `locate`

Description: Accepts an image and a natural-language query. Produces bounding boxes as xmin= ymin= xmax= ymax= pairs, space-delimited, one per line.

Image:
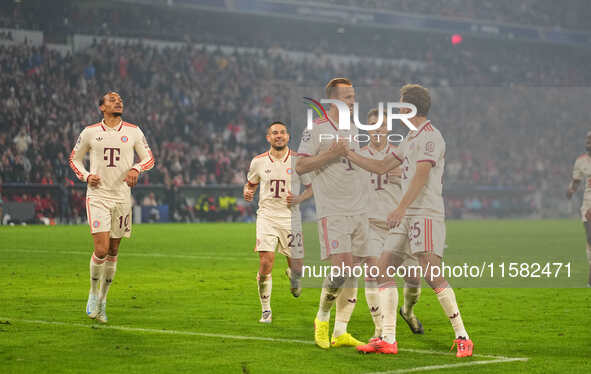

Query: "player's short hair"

xmin=267 ymin=121 xmax=289 ymax=133
xmin=98 ymin=91 xmax=119 ymax=107
xmin=400 ymin=84 xmax=431 ymax=117
xmin=325 ymin=77 xmax=353 ymax=98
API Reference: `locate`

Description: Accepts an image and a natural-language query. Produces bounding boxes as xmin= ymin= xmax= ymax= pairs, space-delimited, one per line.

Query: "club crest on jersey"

xmin=92 ymin=220 xmax=100 ymax=228
xmin=286 ymin=168 xmax=293 ymax=175
xmin=121 ymin=136 xmax=129 ymax=143
xmin=331 ymin=240 xmax=339 ymax=249
xmin=302 ymin=130 xmax=311 ymax=142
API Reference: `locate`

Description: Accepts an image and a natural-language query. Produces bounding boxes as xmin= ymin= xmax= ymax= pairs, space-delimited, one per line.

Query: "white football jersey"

xmin=359 ymin=143 xmax=403 ymax=222
xmin=392 ymin=120 xmax=445 ymax=218
xmin=572 ymin=153 xmax=591 ymax=204
xmin=297 ymin=116 xmax=368 ymax=218
xmin=247 ymin=148 xmax=309 ymax=226
xmin=69 ymin=120 xmax=154 ymax=203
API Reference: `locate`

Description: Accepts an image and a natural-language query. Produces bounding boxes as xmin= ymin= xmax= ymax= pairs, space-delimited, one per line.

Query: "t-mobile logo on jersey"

xmin=270 ymin=179 xmax=286 ymax=198
xmin=104 ymin=147 xmax=121 ymax=167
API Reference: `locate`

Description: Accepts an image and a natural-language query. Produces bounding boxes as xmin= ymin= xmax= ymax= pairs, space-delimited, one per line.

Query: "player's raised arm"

xmin=346 ymin=150 xmax=401 ymax=175
xmin=295 ymin=142 xmax=347 ymax=175
xmin=69 ymin=128 xmax=98 ymax=186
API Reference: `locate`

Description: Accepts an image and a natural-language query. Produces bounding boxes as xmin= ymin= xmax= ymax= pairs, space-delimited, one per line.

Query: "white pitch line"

xmin=0 ymin=317 xmax=312 ymax=345
xmin=1 ymin=317 xmax=528 ymax=364
xmin=362 ymin=358 xmax=528 ymax=374
xmin=1 ymin=249 xmax=256 ymax=261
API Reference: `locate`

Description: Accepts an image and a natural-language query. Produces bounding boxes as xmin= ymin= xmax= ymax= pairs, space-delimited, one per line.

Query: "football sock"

xmin=333 ymin=278 xmax=357 ymax=337
xmin=90 ymin=253 xmax=106 ymax=295
xmin=402 ymin=286 xmax=421 ymax=316
xmin=379 ymin=280 xmax=398 ymax=344
xmin=99 ymin=255 xmax=118 ymax=302
xmin=364 ymin=278 xmax=382 ymax=338
xmin=257 ymin=272 xmax=272 ymax=312
xmin=316 ymin=276 xmax=345 ymax=322
xmin=435 ymin=285 xmax=469 ymax=340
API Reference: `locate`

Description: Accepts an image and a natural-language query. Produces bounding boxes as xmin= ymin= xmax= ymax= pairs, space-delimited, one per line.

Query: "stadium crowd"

xmin=285 ymin=0 xmax=590 ymax=30
xmin=1 ymin=3 xmax=589 ymax=221
xmin=2 ymin=0 xmax=590 ymax=35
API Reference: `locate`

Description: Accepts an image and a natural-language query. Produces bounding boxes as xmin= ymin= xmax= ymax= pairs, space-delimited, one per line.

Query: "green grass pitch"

xmin=1 ymin=220 xmax=590 ymax=373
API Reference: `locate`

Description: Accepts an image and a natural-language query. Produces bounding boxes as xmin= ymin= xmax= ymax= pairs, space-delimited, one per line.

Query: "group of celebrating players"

xmin=243 ymin=78 xmax=473 ymax=357
xmin=67 ymin=78 xmax=591 ymax=361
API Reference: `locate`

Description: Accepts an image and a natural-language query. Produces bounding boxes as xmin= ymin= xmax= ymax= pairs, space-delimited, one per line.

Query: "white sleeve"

xmin=417 ymin=132 xmax=445 ymax=167
xmin=132 ymin=128 xmax=154 ymax=173
xmin=297 ymin=128 xmax=320 ymax=157
xmin=69 ymin=129 xmax=91 ymax=182
xmin=246 ymin=159 xmax=260 ymax=185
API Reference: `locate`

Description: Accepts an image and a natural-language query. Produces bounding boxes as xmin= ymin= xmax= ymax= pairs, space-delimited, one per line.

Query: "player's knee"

xmin=93 ymin=246 xmax=108 ymax=258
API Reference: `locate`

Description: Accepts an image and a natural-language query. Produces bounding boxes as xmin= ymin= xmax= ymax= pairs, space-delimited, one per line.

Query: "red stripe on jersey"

xmin=409 ymin=121 xmax=431 ymax=139
xmin=322 ymin=217 xmax=330 ymax=256
xmin=140 ymin=151 xmax=154 ymax=170
xmin=254 ymin=152 xmax=268 ymax=159
xmin=247 ymin=181 xmax=259 ymax=187
xmin=296 ymin=152 xmax=311 ymax=157
xmin=391 ymin=151 xmax=403 ymax=163
xmin=423 ymin=218 xmax=429 ymax=252
xmin=69 ymin=150 xmax=84 ymax=181
xmin=429 ymin=219 xmax=433 ymax=251
xmin=283 ymin=149 xmax=291 ymax=163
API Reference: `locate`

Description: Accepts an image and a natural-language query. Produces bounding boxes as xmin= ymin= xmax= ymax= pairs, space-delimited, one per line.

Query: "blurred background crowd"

xmin=0 ymin=0 xmax=589 ymax=223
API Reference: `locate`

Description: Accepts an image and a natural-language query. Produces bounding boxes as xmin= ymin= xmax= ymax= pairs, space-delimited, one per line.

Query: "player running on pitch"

xmin=359 ymin=108 xmax=424 ymax=342
xmin=69 ymin=92 xmax=154 ymax=323
xmin=566 ymin=131 xmax=591 ymax=288
xmin=346 ymin=84 xmax=473 ymax=357
xmin=296 ymin=78 xmax=367 ymax=349
xmin=244 ymin=121 xmax=313 ymax=323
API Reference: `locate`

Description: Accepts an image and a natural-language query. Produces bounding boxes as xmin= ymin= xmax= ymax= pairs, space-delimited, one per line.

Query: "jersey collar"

xmin=268 ymin=148 xmax=290 ymax=163
xmin=101 ymin=119 xmax=123 ymax=132
xmin=408 ymin=120 xmax=430 ymax=139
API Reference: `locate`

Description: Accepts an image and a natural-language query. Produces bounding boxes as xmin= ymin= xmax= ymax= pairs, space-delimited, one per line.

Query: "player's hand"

xmin=566 ymin=187 xmax=575 ymax=199
xmin=387 ymin=207 xmax=406 ymax=228
xmin=286 ymin=191 xmax=299 ymax=207
xmin=329 ymin=139 xmax=349 ymax=158
xmin=125 ymin=169 xmax=139 ymax=187
xmin=87 ymin=174 xmax=101 ymax=187
xmin=244 ymin=188 xmax=255 ymax=202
